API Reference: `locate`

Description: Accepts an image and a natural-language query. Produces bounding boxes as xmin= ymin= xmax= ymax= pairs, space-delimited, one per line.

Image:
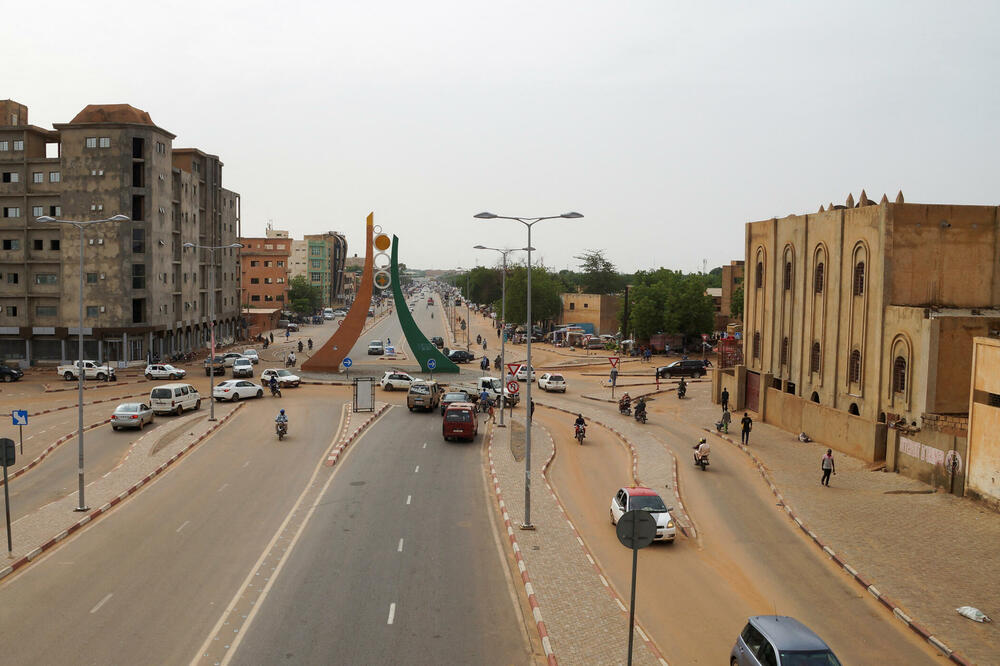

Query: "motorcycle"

xmin=634 ymin=409 xmax=647 ymax=424
xmin=574 ymin=424 xmax=586 ymax=445
xmin=618 ymin=402 xmax=632 ymax=416
xmin=694 ymin=451 xmax=709 ymax=471
xmin=270 ymin=384 xmax=282 ymax=398
xmin=276 ymin=421 xmax=288 ymax=441
xmin=677 ymin=384 xmax=686 ymax=399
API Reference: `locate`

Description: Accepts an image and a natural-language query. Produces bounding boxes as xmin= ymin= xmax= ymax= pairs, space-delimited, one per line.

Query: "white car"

xmin=242 ymin=349 xmax=260 ymax=364
xmin=222 ymin=352 xmax=246 ymax=367
xmin=610 ymin=486 xmax=676 ymax=543
xmin=538 ymin=373 xmax=567 ymax=393
xmin=380 ymin=371 xmax=415 ymax=391
xmin=144 ymin=364 xmax=186 ymax=380
xmin=516 ymin=365 xmax=537 ymax=382
xmin=213 ymin=380 xmax=265 ymax=402
xmin=149 ymin=383 xmax=201 ymax=416
xmin=260 ymin=368 xmax=301 ymax=388
xmin=111 ymin=402 xmax=154 ymax=430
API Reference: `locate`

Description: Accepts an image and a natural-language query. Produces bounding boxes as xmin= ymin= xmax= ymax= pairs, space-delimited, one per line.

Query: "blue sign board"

xmin=11 ymin=410 xmax=27 ymax=427
xmin=426 ymin=358 xmax=437 ymax=370
xmin=342 ymin=357 xmax=353 ymax=368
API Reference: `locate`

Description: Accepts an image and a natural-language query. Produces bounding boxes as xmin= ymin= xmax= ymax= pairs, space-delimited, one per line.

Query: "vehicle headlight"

xmin=666 ymin=521 xmax=674 ymax=528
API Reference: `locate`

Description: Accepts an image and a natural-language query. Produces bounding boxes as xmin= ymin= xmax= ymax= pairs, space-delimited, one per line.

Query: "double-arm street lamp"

xmin=474 ymin=211 xmax=583 ymax=529
xmin=35 ymin=213 xmax=130 ymax=511
xmin=184 ymin=242 xmax=243 ymax=422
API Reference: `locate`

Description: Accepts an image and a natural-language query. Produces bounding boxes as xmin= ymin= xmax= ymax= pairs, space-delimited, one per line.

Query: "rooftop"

xmin=69 ymin=104 xmax=155 ymax=126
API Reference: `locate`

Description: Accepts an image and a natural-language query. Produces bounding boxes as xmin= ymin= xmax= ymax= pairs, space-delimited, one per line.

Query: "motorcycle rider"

xmin=619 ymin=392 xmax=632 ymax=414
xmin=307 ymin=338 xmax=313 ymax=350
xmin=573 ymin=413 xmax=586 ymax=438
xmin=287 ymin=351 xmax=297 ymax=367
xmin=693 ymin=437 xmax=711 ymax=464
xmin=269 ymin=374 xmax=280 ymax=397
xmin=634 ymin=397 xmax=647 ymax=421
xmin=275 ymin=408 xmax=288 ymax=435
xmin=298 ymin=340 xmax=303 ymax=353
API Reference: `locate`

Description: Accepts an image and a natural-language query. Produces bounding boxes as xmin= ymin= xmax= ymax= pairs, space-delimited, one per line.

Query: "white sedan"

xmin=260 ymin=368 xmax=301 ymax=388
xmin=242 ymin=349 xmax=260 ymax=364
xmin=538 ymin=373 xmax=567 ymax=393
xmin=213 ymin=380 xmax=265 ymax=402
xmin=610 ymin=486 xmax=676 ymax=542
xmin=515 ymin=365 xmax=537 ymax=382
xmin=380 ymin=371 xmax=415 ymax=391
xmin=144 ymin=364 xmax=186 ymax=380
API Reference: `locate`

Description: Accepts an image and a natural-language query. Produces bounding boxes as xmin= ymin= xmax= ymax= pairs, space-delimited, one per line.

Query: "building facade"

xmin=303 ymin=232 xmax=347 ymax=307
xmin=0 ymin=100 xmax=240 ymax=365
xmin=238 ymin=235 xmax=290 ymax=308
xmin=966 ymin=336 xmax=1000 ymax=506
xmin=720 ymin=259 xmax=744 ymax=326
xmin=558 ymin=293 xmax=621 ymax=336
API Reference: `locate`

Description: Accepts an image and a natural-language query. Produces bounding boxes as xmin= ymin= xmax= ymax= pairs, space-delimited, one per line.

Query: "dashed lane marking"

xmin=90 ymin=593 xmax=112 ymax=614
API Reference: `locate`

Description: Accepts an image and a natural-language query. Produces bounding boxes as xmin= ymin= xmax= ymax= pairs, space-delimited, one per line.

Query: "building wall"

xmin=559 ymin=293 xmax=621 ymax=336
xmin=289 ymin=239 xmax=307 ymax=280
xmin=720 ymin=259 xmax=744 ymax=324
xmin=238 ymin=236 xmax=290 ymax=307
xmin=966 ymin=337 xmax=1000 ymax=505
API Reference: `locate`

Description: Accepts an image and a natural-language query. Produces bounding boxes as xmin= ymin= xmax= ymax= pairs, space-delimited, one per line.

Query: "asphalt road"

xmin=228 ymin=404 xmax=530 ymax=665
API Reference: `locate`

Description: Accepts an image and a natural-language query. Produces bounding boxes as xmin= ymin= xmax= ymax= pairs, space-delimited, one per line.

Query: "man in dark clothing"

xmin=740 ymin=412 xmax=752 ymax=445
xmin=721 ymin=388 xmax=730 ymax=412
xmin=529 ymin=400 xmax=535 ymax=420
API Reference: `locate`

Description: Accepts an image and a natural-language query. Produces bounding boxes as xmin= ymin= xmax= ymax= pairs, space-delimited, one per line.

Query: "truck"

xmin=455 ymin=376 xmax=520 ymax=408
xmin=57 ymin=360 xmax=117 ymax=382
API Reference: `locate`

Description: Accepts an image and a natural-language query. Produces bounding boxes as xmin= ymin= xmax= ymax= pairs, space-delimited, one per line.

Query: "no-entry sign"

xmin=609 ymin=357 xmax=620 ymax=369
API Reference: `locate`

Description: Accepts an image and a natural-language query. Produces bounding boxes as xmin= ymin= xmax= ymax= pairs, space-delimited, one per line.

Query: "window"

xmin=2 ymin=172 xmax=19 ymax=183
xmin=276 ymin=294 xmax=284 ymax=302
xmin=31 ymin=206 xmax=42 ymax=217
xmin=814 ymin=262 xmax=825 ymax=294
xmin=264 ymin=244 xmax=273 ymax=250
xmin=264 ymin=295 xmax=274 ymax=301
xmin=276 ymin=277 xmax=284 ymax=284
xmin=48 ymin=172 xmax=60 ymax=183
xmin=264 ymin=261 xmax=272 ymax=267
xmin=156 ymin=141 xmax=166 ymax=155
xmin=0 ymin=141 xmax=7 ymax=151
xmin=86 ymin=137 xmax=97 ymax=148
xmin=35 ymin=305 xmax=57 ymax=317
xmin=250 ymin=278 xmax=260 ymax=284
xmin=50 ymin=205 xmax=61 ymax=216
xmin=132 ymin=228 xmax=145 ymax=254
xmin=755 ymin=261 xmax=763 ymax=289
xmin=3 ymin=207 xmax=21 ymax=218
xmin=752 ymin=332 xmax=761 ymax=359
xmin=33 ymin=239 xmax=43 ymax=251
xmin=34 ymin=273 xmax=57 ymax=285
xmin=86 ymin=306 xmax=99 ymax=318
xmin=893 ymin=356 xmax=907 ymax=393
xmin=310 ymin=272 xmax=322 ymax=283
xmin=50 ymin=239 xmax=59 ymax=251
xmin=783 ymin=262 xmax=792 ymax=290
xmin=311 ymin=246 xmax=321 ymax=256
xmin=5 ymin=306 xmax=16 ymax=317
xmin=132 ymin=264 xmax=146 ymax=289
xmin=849 ymin=350 xmax=861 ymax=383
xmin=780 ymin=337 xmax=789 ymax=366
xmin=277 ymin=260 xmax=284 ymax=267
xmin=32 ymin=172 xmax=43 ymax=183
xmin=100 ymin=137 xmax=111 ymax=148
xmin=132 ymin=298 xmax=144 ymax=323
xmin=311 ymin=260 xmax=321 ymax=268
xmin=2 ymin=239 xmax=19 ymax=250
xmin=811 ymin=342 xmax=821 ymax=373
xmin=249 ymin=260 xmax=259 ymax=267
xmin=250 ymin=295 xmax=261 ymax=302
xmin=6 ymin=272 xmax=18 ymax=284
xmin=86 ymin=273 xmax=98 ymax=284
xmin=12 ymin=140 xmax=22 ymax=151
xmin=853 ymin=261 xmax=865 ymax=296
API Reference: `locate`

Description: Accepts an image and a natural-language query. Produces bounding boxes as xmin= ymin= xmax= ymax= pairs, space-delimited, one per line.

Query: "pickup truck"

xmin=57 ymin=360 xmax=117 ymax=382
xmin=455 ymin=376 xmax=519 ymax=408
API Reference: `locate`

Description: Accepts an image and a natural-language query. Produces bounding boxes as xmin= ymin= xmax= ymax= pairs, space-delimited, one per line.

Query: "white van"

xmin=323 ymin=308 xmax=334 ymax=320
xmin=150 ymin=383 xmax=202 ymax=416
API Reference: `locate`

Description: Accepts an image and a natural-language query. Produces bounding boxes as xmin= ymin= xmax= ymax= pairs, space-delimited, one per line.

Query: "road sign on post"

xmin=0 ymin=437 xmax=14 ymax=554
xmin=616 ymin=509 xmax=656 ymax=665
xmin=506 ymin=363 xmax=522 ymax=381
xmin=609 ymin=356 xmax=620 ymax=369
xmin=12 ymin=410 xmax=27 ymax=455
xmin=342 ymin=356 xmax=352 ymax=378
xmin=506 ymin=380 xmax=520 ymax=394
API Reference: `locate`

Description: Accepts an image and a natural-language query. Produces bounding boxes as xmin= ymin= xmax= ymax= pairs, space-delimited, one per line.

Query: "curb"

xmin=582 ymin=386 xmax=676 ymax=403
xmin=325 ymin=403 xmax=390 ymax=466
xmin=702 ymin=427 xmax=968 ymax=664
xmin=2 ymin=418 xmax=112 ymax=485
xmin=0 ymin=403 xmax=245 ymax=583
xmin=21 ymin=391 xmax=149 ymax=418
xmin=486 ymin=426 xmax=558 ymax=665
xmin=43 ymin=377 xmax=153 ymax=393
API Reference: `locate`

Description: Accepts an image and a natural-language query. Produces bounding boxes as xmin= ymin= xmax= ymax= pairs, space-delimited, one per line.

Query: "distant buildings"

xmin=558 ymin=293 xmax=621 ymax=336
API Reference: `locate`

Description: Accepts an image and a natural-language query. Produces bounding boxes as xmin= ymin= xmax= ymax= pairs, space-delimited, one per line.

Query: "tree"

xmin=500 ymin=265 xmax=563 ymax=325
xmin=288 ymin=276 xmax=324 ymax=315
xmin=706 ymin=266 xmax=723 ymax=288
xmin=730 ymin=285 xmax=744 ymax=319
xmin=575 ymin=249 xmax=624 ymax=294
xmin=622 ymin=269 xmax=715 ymax=342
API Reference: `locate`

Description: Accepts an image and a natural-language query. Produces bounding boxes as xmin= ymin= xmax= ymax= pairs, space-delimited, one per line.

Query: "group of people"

xmin=617 ymin=393 xmax=646 ymax=419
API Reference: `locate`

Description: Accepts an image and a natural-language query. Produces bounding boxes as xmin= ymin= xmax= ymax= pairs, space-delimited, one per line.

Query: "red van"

xmin=443 ymin=402 xmax=478 ymax=441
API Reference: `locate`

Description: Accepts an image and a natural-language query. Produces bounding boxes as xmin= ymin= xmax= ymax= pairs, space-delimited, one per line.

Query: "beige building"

xmin=717 ymin=192 xmax=1000 ymax=478
xmin=289 ymin=239 xmax=308 ymax=280
xmin=0 ymin=100 xmax=240 ymax=365
xmin=720 ymin=260 xmax=744 ymax=322
xmin=558 ymin=293 xmax=621 ymax=336
xmin=966 ymin=337 xmax=1000 ymax=506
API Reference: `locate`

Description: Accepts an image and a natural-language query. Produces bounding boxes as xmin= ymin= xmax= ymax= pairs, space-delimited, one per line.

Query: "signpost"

xmin=426 ymin=357 xmax=436 ymax=379
xmin=616 ymin=509 xmax=657 ymax=665
xmin=0 ymin=437 xmax=15 ymax=554
xmin=12 ymin=410 xmax=27 ymax=455
xmin=506 ymin=363 xmax=522 ymax=383
xmin=506 ymin=380 xmax=520 ymax=395
xmin=343 ymin=356 xmax=353 ymax=378
xmin=609 ymin=357 xmax=620 ymax=399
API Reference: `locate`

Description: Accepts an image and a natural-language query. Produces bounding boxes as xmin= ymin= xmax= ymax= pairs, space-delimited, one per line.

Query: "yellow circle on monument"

xmin=374 ymin=234 xmax=391 ymax=251
xmin=374 ymin=270 xmax=391 ymax=289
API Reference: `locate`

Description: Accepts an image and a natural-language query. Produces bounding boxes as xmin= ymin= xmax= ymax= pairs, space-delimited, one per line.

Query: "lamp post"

xmin=474 ymin=211 xmax=583 ymax=529
xmin=35 ymin=214 xmax=130 ymax=511
xmin=465 ymin=269 xmax=471 ymax=352
xmin=184 ymin=242 xmax=243 ymax=421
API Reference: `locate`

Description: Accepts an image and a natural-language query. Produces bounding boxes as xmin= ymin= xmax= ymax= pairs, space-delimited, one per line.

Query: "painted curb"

xmin=702 ymin=427 xmax=967 ymax=664
xmin=325 ymin=403 xmax=390 ymax=467
xmin=2 ymin=418 xmax=112 ymax=486
xmin=21 ymin=390 xmax=149 ymax=418
xmin=43 ymin=377 xmax=153 ymax=393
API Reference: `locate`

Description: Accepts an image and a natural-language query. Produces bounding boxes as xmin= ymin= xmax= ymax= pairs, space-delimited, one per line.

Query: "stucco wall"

xmin=764 ymin=387 xmax=882 ymax=461
xmin=967 ymin=337 xmax=1000 ymax=504
xmin=893 ymin=428 xmax=968 ymax=493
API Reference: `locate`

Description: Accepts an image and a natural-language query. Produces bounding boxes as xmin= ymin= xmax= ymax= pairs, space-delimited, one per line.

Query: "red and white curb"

xmin=2 ymin=418 xmax=112 ymax=485
xmin=325 ymin=403 xmax=389 ymax=466
xmin=43 ymin=377 xmax=152 ymax=393
xmin=704 ymin=427 xmax=969 ymax=665
xmin=0 ymin=403 xmax=245 ymax=583
xmin=486 ymin=427 xmax=557 ymax=665
xmin=22 ymin=390 xmax=149 ymax=417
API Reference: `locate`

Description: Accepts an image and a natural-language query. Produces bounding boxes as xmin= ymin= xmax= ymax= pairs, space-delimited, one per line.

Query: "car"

xmin=537 ymin=373 xmax=567 ymax=393
xmin=430 ymin=336 xmax=444 ymax=349
xmin=380 ymin=371 xmax=415 ymax=391
xmin=0 ymin=364 xmax=23 ymax=382
xmin=144 ymin=364 xmax=186 ymax=380
xmin=609 ymin=486 xmax=676 ymax=542
xmin=260 ymin=368 xmax=301 ymax=388
xmin=286 ymin=322 xmax=300 ymax=332
xmin=368 ymin=340 xmax=385 ymax=355
xmin=407 ymin=381 xmax=443 ymax=411
xmin=515 ymin=365 xmax=537 ymax=382
xmin=442 ymin=402 xmax=478 ymax=441
xmin=333 ymin=309 xmax=347 ymax=317
xmin=656 ymin=359 xmax=708 ymax=378
xmin=111 ymin=402 xmax=154 ymax=430
xmin=731 ymin=616 xmax=841 ymax=666
xmin=447 ymin=349 xmax=476 ymax=364
xmin=586 ymin=338 xmax=605 ymax=350
xmin=204 ymin=356 xmax=226 ymax=376
xmin=231 ymin=357 xmax=254 ymax=378
xmin=242 ymin=349 xmax=260 ymax=364
xmin=221 ymin=352 xmax=246 ymax=367
xmin=440 ymin=390 xmax=474 ymax=415
xmin=213 ymin=380 xmax=265 ymax=402
xmin=149 ymin=383 xmax=202 ymax=416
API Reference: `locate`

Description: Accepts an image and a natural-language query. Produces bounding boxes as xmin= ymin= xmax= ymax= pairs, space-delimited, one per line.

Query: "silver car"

xmin=111 ymin=402 xmax=154 ymax=431
xmin=731 ymin=616 xmax=841 ymax=665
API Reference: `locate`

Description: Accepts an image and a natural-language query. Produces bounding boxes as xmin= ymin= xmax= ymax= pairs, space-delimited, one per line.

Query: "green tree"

xmin=288 ymin=276 xmax=324 ymax=315
xmin=501 ymin=265 xmax=562 ymax=325
xmin=706 ymin=266 xmax=723 ymax=288
xmin=730 ymin=285 xmax=744 ymax=319
xmin=575 ymin=249 xmax=624 ymax=294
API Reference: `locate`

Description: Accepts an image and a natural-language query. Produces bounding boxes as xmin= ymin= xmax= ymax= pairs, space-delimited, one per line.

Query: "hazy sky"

xmin=6 ymin=1 xmax=998 ymax=273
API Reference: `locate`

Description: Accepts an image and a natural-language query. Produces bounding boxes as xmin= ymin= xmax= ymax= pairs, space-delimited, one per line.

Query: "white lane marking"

xmin=90 ymin=593 xmax=112 ymax=614
xmin=387 ymin=603 xmax=396 ymax=625
xmin=406 ymin=495 xmax=411 ymax=505
xmin=176 ymin=520 xmax=190 ymax=533
xmin=217 ymin=483 xmax=228 ymax=493
xmin=243 ymin=461 xmax=250 ymax=468
xmin=422 ymin=442 xmax=427 ymax=449
xmin=397 ymin=538 xmax=404 ymax=552
xmin=414 ymin=465 xmax=419 ymax=473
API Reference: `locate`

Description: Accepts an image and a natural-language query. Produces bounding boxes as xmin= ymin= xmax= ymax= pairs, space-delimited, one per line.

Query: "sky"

xmin=6 ymin=1 xmax=999 ymax=273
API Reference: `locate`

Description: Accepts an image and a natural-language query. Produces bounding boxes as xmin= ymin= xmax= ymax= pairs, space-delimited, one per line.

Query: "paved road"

xmin=229 ymin=404 xmax=530 ymax=665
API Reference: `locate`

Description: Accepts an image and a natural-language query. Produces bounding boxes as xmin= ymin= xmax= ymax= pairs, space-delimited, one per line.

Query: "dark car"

xmin=0 ymin=364 xmax=24 ymax=382
xmin=430 ymin=336 xmax=445 ymax=349
xmin=204 ymin=356 xmax=226 ymax=376
xmin=440 ymin=390 xmax=473 ymax=415
xmin=656 ymin=359 xmax=707 ymax=379
xmin=447 ymin=349 xmax=476 ymax=364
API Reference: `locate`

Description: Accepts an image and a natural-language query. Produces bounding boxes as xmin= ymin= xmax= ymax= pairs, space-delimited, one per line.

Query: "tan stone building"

xmin=966 ymin=336 xmax=1000 ymax=506
xmin=238 ymin=235 xmax=290 ymax=308
xmin=558 ymin=293 xmax=621 ymax=336
xmin=720 ymin=259 xmax=744 ymax=324
xmin=718 ymin=192 xmax=1000 ymax=477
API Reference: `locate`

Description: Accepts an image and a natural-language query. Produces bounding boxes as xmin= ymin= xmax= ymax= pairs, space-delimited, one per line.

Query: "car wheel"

xmin=175 ymin=405 xmax=183 ymax=416
xmin=610 ymin=509 xmax=616 ymax=525
xmin=64 ymin=372 xmax=74 ymax=381
xmin=731 ymin=660 xmax=739 ymax=666
xmin=96 ymin=373 xmax=106 ymax=381
xmin=384 ymin=384 xmax=392 ymax=391
xmin=138 ymin=419 xmax=143 ymax=430
xmin=256 ymin=390 xmax=263 ymax=399
xmin=231 ymin=393 xmax=240 ymax=402
xmin=112 ymin=425 xmax=119 ymax=431
xmin=145 ymin=373 xmax=153 ymax=380
xmin=195 ymin=400 xmax=201 ymax=410
xmin=169 ymin=373 xmax=178 ymax=380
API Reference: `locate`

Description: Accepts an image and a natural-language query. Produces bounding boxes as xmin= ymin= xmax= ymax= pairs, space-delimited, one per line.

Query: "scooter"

xmin=694 ymin=451 xmax=709 ymax=471
xmin=575 ymin=424 xmax=586 ymax=445
xmin=276 ymin=422 xmax=288 ymax=441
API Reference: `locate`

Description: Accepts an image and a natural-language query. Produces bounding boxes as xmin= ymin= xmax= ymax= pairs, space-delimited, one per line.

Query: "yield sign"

xmin=608 ymin=357 xmax=620 ymax=369
xmin=506 ymin=363 xmax=522 ymax=379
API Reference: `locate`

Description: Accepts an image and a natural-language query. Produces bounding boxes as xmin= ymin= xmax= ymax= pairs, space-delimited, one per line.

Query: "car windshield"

xmin=629 ymin=495 xmax=668 ymax=513
xmin=444 ymin=393 xmax=467 ymax=401
xmin=487 ymin=379 xmax=502 ymax=391
xmin=778 ymin=651 xmax=841 ymax=666
xmin=277 ymin=370 xmax=293 ymax=377
xmin=116 ymin=404 xmax=141 ymax=412
xmin=150 ymin=389 xmax=172 ymax=399
xmin=445 ymin=410 xmax=471 ymax=422
xmin=549 ymin=375 xmax=564 ymax=382
xmin=410 ymin=384 xmax=430 ymax=394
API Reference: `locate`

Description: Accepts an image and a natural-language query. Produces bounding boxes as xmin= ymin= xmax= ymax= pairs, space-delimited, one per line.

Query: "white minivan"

xmin=150 ymin=383 xmax=202 ymax=416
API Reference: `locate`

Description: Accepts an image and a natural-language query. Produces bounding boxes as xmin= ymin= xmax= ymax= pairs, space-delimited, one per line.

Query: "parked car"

xmin=221 ymin=352 xmax=246 ymax=367
xmin=447 ymin=349 xmax=476 ymax=364
xmin=286 ymin=322 xmax=300 ymax=332
xmin=731 ymin=616 xmax=841 ymax=666
xmin=380 ymin=371 xmax=415 ymax=391
xmin=111 ymin=402 xmax=154 ymax=430
xmin=57 ymin=360 xmax=116 ymax=382
xmin=213 ymin=380 xmax=265 ymax=402
xmin=515 ymin=365 xmax=537 ymax=382
xmin=430 ymin=336 xmax=445 ymax=349
xmin=144 ymin=364 xmax=186 ymax=380
xmin=149 ymin=383 xmax=202 ymax=416
xmin=407 ymin=381 xmax=443 ymax=411
xmin=609 ymin=486 xmax=676 ymax=543
xmin=204 ymin=356 xmax=226 ymax=376
xmin=333 ymin=309 xmax=347 ymax=317
xmin=242 ymin=349 xmax=260 ymax=364
xmin=537 ymin=373 xmax=567 ymax=393
xmin=0 ymin=364 xmax=24 ymax=382
xmin=260 ymin=368 xmax=301 ymax=388
xmin=232 ymin=358 xmax=254 ymax=378
xmin=440 ymin=390 xmax=473 ymax=415
xmin=368 ymin=340 xmax=385 ymax=355
xmin=442 ymin=402 xmax=478 ymax=441
xmin=656 ymin=359 xmax=708 ymax=379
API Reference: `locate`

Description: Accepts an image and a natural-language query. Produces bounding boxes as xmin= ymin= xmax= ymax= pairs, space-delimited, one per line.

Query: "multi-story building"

xmin=303 ymin=232 xmax=347 ymax=307
xmin=720 ymin=259 xmax=744 ymax=326
xmin=289 ymin=239 xmax=308 ymax=280
xmin=238 ymin=234 xmax=290 ymax=308
xmin=558 ymin=293 xmax=621 ymax=336
xmin=0 ymin=100 xmax=240 ymax=365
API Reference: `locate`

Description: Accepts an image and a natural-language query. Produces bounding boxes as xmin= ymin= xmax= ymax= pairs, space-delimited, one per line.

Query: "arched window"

xmin=752 ymin=332 xmax=761 ymax=359
xmin=849 ymin=349 xmax=861 ymax=383
xmin=853 ymin=261 xmax=865 ymax=295
xmin=849 ymin=403 xmax=860 ymax=416
xmin=780 ymin=336 xmax=789 ymax=367
xmin=755 ymin=261 xmax=764 ymax=290
xmin=810 ymin=391 xmax=820 ymax=404
xmin=810 ymin=341 xmax=821 ymax=373
xmin=814 ymin=262 xmax=825 ymax=294
xmin=893 ymin=356 xmax=907 ymax=393
xmin=783 ymin=262 xmax=792 ymax=291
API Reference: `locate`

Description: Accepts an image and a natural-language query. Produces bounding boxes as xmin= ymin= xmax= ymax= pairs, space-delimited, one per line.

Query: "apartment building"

xmin=0 ymin=100 xmax=240 ymax=365
xmin=303 ymin=232 xmax=347 ymax=307
xmin=239 ymin=235 xmax=290 ymax=307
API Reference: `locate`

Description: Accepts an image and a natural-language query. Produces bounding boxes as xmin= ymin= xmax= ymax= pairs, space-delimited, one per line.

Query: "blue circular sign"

xmin=343 ymin=357 xmax=353 ymax=368
xmin=426 ymin=358 xmax=437 ymax=370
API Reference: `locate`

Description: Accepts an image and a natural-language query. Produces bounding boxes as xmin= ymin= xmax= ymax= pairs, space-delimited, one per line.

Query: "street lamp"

xmin=465 ymin=269 xmax=471 ymax=352
xmin=184 ymin=242 xmax=243 ymax=422
xmin=474 ymin=211 xmax=583 ymax=529
xmin=35 ymin=213 xmax=130 ymax=511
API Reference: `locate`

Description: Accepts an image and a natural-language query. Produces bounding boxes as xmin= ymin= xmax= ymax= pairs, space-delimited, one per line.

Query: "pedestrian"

xmin=487 ymin=399 xmax=496 ymax=423
xmin=740 ymin=412 xmax=752 ymax=445
xmin=482 ymin=340 xmax=487 ymax=351
xmin=481 ymin=356 xmax=489 ymax=372
xmin=496 ymin=327 xmax=501 ymax=339
xmin=644 ymin=348 xmax=652 ymax=363
xmin=821 ymin=449 xmax=836 ymax=486
xmin=721 ymin=387 xmax=730 ymax=412
xmin=387 ymin=337 xmax=391 ymax=346
xmin=269 ymin=332 xmax=274 ymax=343
xmin=721 ymin=408 xmax=731 ymax=433
xmin=529 ymin=399 xmax=535 ymax=420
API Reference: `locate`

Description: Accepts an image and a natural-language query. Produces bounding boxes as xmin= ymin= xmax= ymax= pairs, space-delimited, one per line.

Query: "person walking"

xmin=721 ymin=388 xmax=730 ymax=412
xmin=269 ymin=332 xmax=274 ymax=343
xmin=529 ymin=399 xmax=535 ymax=420
xmin=721 ymin=408 xmax=731 ymax=433
xmin=821 ymin=449 xmax=836 ymax=486
xmin=486 ymin=399 xmax=496 ymax=423
xmin=740 ymin=412 xmax=753 ymax=445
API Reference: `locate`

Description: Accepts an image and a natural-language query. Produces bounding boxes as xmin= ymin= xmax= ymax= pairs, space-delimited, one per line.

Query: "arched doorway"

xmin=810 ymin=391 xmax=820 ymax=404
xmin=848 ymin=403 xmax=860 ymax=416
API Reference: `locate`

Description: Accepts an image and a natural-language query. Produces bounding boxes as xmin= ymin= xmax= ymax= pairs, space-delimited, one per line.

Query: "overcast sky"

xmin=7 ymin=1 xmax=999 ymax=273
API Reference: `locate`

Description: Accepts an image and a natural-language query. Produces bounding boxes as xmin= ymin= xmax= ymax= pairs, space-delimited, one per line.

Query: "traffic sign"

xmin=506 ymin=363 xmax=522 ymax=379
xmin=616 ymin=509 xmax=656 ymax=550
xmin=11 ymin=410 xmax=27 ymax=427
xmin=0 ymin=438 xmax=14 ymax=468
xmin=506 ymin=380 xmax=520 ymax=394
xmin=609 ymin=357 xmax=620 ymax=369
xmin=342 ymin=357 xmax=353 ymax=368
xmin=426 ymin=358 xmax=437 ymax=370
